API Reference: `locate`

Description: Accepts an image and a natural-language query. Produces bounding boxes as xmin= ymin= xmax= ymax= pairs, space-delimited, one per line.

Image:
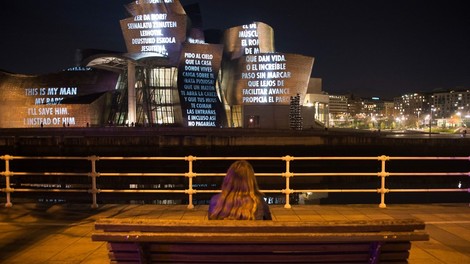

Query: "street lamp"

xmin=428 ymin=108 xmax=434 ymax=135
xmin=425 ymin=114 xmax=431 ymax=134
xmin=429 ymin=115 xmax=431 ymax=134
xmin=417 ymin=111 xmax=420 ymax=129
xmin=456 ymin=112 xmax=462 ymax=127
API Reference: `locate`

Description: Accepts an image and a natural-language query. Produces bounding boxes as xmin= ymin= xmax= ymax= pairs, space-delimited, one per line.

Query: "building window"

xmin=138 ymin=67 xmax=178 ymax=125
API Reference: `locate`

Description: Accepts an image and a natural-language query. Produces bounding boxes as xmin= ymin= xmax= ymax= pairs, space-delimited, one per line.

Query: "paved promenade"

xmin=1 ymin=203 xmax=469 ymax=263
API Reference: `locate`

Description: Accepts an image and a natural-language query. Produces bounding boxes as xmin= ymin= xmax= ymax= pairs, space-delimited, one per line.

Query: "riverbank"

xmin=1 ymin=127 xmax=469 ymax=156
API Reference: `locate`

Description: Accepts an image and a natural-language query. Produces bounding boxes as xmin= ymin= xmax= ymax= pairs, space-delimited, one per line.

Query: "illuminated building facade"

xmin=329 ymin=95 xmax=349 ymax=115
xmin=431 ymin=89 xmax=470 ymax=119
xmin=0 ymin=0 xmax=318 ymax=129
xmin=304 ymin=78 xmax=328 ymax=128
xmin=394 ymin=93 xmax=429 ymax=118
xmin=0 ymin=68 xmax=120 ymax=128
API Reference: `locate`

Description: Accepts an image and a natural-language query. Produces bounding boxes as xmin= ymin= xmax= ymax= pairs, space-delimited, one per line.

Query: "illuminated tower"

xmin=118 ymin=0 xmax=188 ymax=126
xmin=221 ymin=22 xmax=314 ymax=129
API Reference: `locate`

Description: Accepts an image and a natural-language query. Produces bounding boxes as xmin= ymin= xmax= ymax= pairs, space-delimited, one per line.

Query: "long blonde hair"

xmin=209 ymin=160 xmax=263 ymax=220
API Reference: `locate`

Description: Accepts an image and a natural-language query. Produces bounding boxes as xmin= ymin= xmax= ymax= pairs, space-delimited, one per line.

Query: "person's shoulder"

xmin=210 ymin=193 xmax=221 ymax=201
xmin=209 ymin=193 xmax=221 ymax=207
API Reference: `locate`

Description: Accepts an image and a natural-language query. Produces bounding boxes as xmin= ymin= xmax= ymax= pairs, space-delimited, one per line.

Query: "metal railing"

xmin=1 ymin=155 xmax=469 ymax=209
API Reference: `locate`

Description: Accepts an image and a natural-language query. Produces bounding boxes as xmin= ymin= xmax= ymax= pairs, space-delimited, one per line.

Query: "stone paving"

xmin=0 ymin=203 xmax=469 ymax=263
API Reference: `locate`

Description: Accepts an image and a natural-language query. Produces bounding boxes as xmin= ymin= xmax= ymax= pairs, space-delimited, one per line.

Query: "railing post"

xmin=88 ymin=155 xmax=100 ymax=209
xmin=468 ymin=156 xmax=470 ymax=208
xmin=282 ymin=155 xmax=294 ymax=209
xmin=185 ymin=155 xmax=196 ymax=209
xmin=1 ymin=155 xmax=13 ymax=208
xmin=377 ymin=155 xmax=390 ymax=208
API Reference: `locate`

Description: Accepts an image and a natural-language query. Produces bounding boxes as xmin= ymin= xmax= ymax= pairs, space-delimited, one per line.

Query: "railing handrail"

xmin=1 ymin=155 xmax=469 ymax=209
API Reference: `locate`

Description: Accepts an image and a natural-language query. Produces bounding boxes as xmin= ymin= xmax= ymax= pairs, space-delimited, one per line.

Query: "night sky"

xmin=1 ymin=0 xmax=469 ymax=99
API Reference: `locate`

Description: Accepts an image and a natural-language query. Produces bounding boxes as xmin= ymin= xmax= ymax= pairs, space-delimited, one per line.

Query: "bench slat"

xmin=93 ymin=231 xmax=429 ymax=243
xmin=147 ymin=243 xmax=374 ymax=253
xmin=95 ymin=219 xmax=425 ymax=233
xmin=146 ymin=253 xmax=373 ymax=263
xmin=108 ymin=242 xmax=411 ymax=253
xmin=106 ymin=241 xmax=411 ymax=253
xmin=108 ymin=250 xmax=410 ymax=263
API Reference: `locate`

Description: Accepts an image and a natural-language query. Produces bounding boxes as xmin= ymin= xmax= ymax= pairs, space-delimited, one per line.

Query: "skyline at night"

xmin=1 ymin=0 xmax=469 ymax=99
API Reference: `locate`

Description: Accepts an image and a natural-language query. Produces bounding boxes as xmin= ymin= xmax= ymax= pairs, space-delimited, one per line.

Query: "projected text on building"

xmin=177 ymin=43 xmax=225 ymax=127
xmin=120 ymin=0 xmax=187 ymax=58
xmin=23 ymin=87 xmax=77 ymax=126
xmin=227 ymin=53 xmax=314 ymax=106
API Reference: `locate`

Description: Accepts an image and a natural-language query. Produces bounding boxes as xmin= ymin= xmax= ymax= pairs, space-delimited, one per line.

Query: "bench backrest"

xmin=92 ymin=219 xmax=429 ymax=263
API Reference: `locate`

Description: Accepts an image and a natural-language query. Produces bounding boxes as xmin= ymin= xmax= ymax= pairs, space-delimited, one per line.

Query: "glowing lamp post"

xmin=425 ymin=114 xmax=431 ymax=135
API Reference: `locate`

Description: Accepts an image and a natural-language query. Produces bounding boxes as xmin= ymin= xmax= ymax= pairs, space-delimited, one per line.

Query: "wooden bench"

xmin=92 ymin=218 xmax=429 ymax=263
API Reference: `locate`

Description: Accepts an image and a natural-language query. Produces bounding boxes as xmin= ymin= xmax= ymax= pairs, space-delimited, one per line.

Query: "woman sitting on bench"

xmin=208 ymin=160 xmax=272 ymax=220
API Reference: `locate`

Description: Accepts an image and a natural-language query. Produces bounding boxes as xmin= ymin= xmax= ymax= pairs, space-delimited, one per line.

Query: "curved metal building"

xmin=0 ymin=0 xmax=319 ymax=129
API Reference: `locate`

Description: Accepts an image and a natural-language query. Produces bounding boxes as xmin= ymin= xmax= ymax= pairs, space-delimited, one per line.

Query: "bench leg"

xmin=137 ymin=243 xmax=150 ymax=264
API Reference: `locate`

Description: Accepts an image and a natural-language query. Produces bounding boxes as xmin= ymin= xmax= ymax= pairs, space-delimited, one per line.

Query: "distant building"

xmin=303 ymin=78 xmax=328 ymax=128
xmin=394 ymin=93 xmax=430 ymax=118
xmin=361 ymin=97 xmax=394 ymax=117
xmin=328 ymin=95 xmax=348 ymax=115
xmin=346 ymin=94 xmax=363 ymax=117
xmin=431 ymin=89 xmax=470 ymax=119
